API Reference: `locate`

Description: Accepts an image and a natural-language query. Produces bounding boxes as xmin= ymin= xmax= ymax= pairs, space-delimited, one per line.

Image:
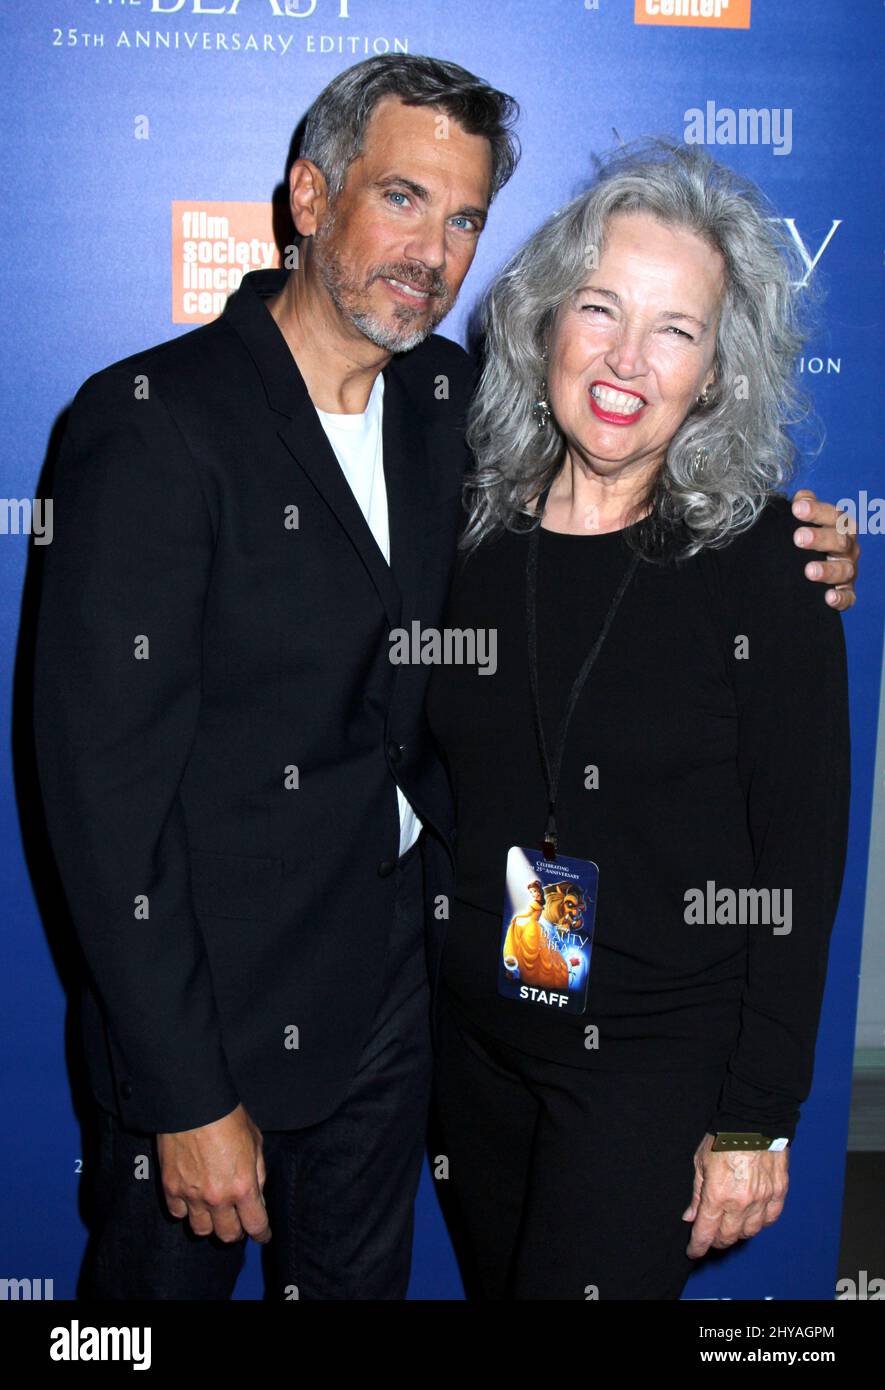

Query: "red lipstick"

xmin=589 ymin=380 xmax=648 ymax=426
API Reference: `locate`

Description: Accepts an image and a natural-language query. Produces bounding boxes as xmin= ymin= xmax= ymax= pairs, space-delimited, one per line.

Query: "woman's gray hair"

xmin=461 ymin=138 xmax=819 ymax=558
xmin=299 ymin=54 xmax=520 ymax=204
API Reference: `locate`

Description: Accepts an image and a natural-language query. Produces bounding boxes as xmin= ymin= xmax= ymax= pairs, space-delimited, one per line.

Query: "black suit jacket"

xmin=33 ymin=269 xmax=469 ymax=1133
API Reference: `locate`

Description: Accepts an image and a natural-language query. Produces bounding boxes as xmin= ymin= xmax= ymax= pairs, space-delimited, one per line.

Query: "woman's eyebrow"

xmin=660 ymin=309 xmax=709 ymax=330
xmin=576 ymin=285 xmax=708 ymax=330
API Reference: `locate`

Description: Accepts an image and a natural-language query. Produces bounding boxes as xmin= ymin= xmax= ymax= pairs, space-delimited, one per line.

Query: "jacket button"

xmin=387 ymin=742 xmax=403 ymax=765
xmin=377 ymin=860 xmax=396 ymax=877
xmin=120 ymin=1080 xmax=133 ymax=1100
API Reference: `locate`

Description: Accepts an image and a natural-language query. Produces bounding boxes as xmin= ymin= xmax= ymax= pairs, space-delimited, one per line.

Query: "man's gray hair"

xmin=299 ymin=54 xmax=519 ymax=204
xmin=461 ymin=139 xmax=818 ymax=558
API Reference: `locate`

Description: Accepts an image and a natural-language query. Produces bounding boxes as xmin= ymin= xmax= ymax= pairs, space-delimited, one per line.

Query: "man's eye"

xmin=450 ymin=216 xmax=478 ymax=232
xmin=386 ymin=191 xmax=409 ymax=207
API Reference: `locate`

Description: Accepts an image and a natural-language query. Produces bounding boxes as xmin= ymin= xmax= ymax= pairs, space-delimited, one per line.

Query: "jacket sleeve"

xmin=33 ymin=368 xmax=241 ymax=1133
xmin=708 ymin=499 xmax=851 ymax=1143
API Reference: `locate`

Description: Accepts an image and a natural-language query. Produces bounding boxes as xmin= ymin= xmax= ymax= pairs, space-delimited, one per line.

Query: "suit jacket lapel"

xmin=277 ymin=400 xmax=403 ymax=632
xmin=380 ymin=364 xmax=431 ymax=626
xmin=224 ymin=271 xmax=404 ymax=631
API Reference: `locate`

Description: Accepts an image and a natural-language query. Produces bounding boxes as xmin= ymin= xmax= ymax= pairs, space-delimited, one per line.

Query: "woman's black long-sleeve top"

xmin=425 ymin=495 xmax=850 ymax=1143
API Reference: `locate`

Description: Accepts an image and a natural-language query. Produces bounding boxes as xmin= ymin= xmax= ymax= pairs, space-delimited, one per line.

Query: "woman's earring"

xmin=697 ymin=386 xmax=711 ymax=407
xmin=532 ymin=381 xmax=551 ymax=429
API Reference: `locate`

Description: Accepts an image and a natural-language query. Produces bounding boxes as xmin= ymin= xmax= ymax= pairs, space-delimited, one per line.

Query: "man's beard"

xmin=312 ymin=213 xmax=454 ymax=352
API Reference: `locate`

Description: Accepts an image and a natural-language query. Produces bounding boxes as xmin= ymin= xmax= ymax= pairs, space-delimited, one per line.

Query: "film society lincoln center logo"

xmin=172 ymin=201 xmax=280 ymax=324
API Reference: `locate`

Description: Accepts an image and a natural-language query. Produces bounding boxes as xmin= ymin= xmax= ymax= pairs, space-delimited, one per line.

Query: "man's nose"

xmin=403 ymin=218 xmax=448 ymax=272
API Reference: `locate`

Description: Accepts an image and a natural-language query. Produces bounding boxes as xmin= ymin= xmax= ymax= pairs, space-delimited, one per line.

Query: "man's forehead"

xmin=356 ymin=95 xmax=492 ymax=187
xmin=363 ymin=93 xmax=455 ymax=142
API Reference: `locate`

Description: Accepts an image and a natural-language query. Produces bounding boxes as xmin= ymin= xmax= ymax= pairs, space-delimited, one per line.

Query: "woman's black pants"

xmin=432 ymin=988 xmax=728 ymax=1300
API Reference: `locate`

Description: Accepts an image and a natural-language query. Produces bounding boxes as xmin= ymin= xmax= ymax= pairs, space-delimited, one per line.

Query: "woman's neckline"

xmin=537 ymin=519 xmax=643 ymax=540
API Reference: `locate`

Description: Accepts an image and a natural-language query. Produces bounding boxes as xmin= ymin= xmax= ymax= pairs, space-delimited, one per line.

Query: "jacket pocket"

xmin=189 ymin=850 xmax=282 ymax=921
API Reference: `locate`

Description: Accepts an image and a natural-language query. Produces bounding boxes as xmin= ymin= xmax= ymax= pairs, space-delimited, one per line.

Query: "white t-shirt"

xmin=314 ymin=372 xmax=422 ymax=858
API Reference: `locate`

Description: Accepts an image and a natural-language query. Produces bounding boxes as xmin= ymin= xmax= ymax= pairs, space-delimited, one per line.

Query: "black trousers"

xmin=433 ymin=988 xmax=728 ymax=1300
xmin=80 ymin=839 xmax=431 ymax=1301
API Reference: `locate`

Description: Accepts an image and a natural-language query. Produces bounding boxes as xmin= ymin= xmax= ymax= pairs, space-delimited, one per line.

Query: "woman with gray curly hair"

xmin=426 ymin=141 xmax=851 ymax=1300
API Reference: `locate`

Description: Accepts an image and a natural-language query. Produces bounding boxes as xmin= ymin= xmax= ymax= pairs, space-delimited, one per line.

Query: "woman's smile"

xmin=588 ymin=380 xmax=649 ymax=426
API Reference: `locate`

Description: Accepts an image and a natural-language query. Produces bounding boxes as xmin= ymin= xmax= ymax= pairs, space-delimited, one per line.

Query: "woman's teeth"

xmin=590 ymin=385 xmax=645 ymax=414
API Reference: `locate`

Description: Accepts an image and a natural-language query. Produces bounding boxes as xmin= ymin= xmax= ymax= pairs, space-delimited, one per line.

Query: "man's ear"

xmin=289 ymin=158 xmax=330 ymax=239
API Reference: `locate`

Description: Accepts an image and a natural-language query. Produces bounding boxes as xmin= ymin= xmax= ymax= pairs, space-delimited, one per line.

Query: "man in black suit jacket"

xmin=34 ymin=55 xmax=509 ymax=1301
xmin=33 ymin=54 xmax=859 ymax=1301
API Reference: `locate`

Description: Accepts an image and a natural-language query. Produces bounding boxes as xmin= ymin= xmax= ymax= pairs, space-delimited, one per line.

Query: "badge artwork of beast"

xmin=502 ymin=879 xmax=587 ymax=990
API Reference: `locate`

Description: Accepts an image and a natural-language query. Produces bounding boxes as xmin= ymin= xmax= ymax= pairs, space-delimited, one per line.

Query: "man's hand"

xmin=682 ymin=1133 xmax=789 ymax=1259
xmin=792 ymin=488 xmax=858 ymax=611
xmin=157 ymin=1102 xmax=271 ymax=1244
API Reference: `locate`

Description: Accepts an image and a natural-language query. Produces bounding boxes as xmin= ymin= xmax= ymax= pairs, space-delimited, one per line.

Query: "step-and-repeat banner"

xmin=1 ymin=0 xmax=881 ymax=1300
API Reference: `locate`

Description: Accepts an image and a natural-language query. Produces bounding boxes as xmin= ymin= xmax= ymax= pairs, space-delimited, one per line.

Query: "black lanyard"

xmin=526 ymin=490 xmax=641 ymax=860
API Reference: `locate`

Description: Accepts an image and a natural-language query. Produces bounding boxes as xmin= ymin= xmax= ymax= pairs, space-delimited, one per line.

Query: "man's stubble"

xmin=311 ymin=204 xmax=455 ymax=354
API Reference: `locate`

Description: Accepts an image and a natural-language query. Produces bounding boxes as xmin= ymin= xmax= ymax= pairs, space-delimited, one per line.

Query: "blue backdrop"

xmin=1 ymin=0 xmax=881 ymax=1300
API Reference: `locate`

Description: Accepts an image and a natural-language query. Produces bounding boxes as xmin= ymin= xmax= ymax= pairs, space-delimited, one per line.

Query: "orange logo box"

xmin=172 ymin=201 xmax=281 ymax=324
xmin=634 ymin=0 xmax=751 ymax=28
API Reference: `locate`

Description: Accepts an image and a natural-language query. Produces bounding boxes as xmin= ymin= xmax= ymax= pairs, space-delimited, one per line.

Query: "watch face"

xmin=769 ymin=1138 xmax=790 ymax=1151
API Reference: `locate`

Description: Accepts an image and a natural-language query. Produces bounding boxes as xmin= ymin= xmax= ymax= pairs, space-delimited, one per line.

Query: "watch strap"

xmin=712 ymin=1131 xmax=790 ymax=1151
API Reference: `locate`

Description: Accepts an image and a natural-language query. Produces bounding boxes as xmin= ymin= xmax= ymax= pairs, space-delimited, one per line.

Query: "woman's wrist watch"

xmin=712 ymin=1132 xmax=791 ymax=1151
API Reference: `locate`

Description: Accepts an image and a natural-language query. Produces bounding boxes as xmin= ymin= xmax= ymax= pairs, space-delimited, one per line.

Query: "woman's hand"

xmin=682 ymin=1132 xmax=790 ymax=1258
